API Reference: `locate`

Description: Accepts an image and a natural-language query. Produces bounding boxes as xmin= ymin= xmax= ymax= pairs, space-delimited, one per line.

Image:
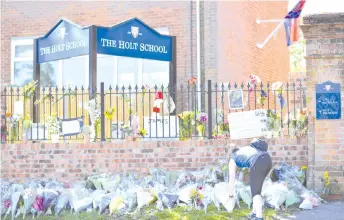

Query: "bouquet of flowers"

xmin=45 ymin=114 xmax=60 ymax=136
xmin=190 ymin=186 xmax=204 ymax=210
xmin=266 ymin=110 xmax=281 ymax=138
xmin=1 ymin=124 xmax=7 ymax=143
xmin=271 ymin=82 xmax=285 ymax=108
xmin=8 ymin=113 xmax=20 ymax=141
xmin=22 ymin=188 xmax=37 ymax=218
xmin=122 ymin=124 xmax=133 ymax=137
xmin=212 ymin=120 xmax=229 ymax=139
xmin=88 ymin=99 xmax=101 ymax=141
xmin=284 ymin=108 xmax=308 ymax=137
xmin=195 ymin=112 xmax=207 ymax=138
xmin=23 ymin=80 xmax=38 ymax=100
xmin=248 ymin=74 xmax=261 ymax=92
xmin=178 ymin=111 xmax=195 ymax=140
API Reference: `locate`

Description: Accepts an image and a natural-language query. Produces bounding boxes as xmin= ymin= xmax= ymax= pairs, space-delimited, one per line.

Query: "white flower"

xmin=271 ymin=82 xmax=283 ymax=91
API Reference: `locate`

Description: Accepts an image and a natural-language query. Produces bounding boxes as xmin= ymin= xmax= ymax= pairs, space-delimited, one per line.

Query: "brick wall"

xmin=216 ymin=1 xmax=289 ymax=84
xmin=0 ymin=138 xmax=307 ymax=182
xmin=301 ymin=13 xmax=344 ymax=193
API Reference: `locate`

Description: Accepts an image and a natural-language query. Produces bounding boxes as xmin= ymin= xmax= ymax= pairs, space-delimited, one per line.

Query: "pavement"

xmin=285 ymin=200 xmax=344 ymax=220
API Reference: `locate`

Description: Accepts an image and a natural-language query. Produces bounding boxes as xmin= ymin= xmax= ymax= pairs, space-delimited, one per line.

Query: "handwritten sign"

xmin=29 ymin=123 xmax=48 ymax=140
xmin=228 ymin=109 xmax=267 ymax=139
xmin=228 ymin=89 xmax=244 ymax=109
xmin=143 ymin=116 xmax=179 ymax=138
xmin=14 ymin=101 xmax=23 ymax=115
xmin=61 ymin=117 xmax=83 ymax=136
xmin=316 ymin=81 xmax=341 ymax=120
xmin=111 ymin=122 xmax=124 ymax=139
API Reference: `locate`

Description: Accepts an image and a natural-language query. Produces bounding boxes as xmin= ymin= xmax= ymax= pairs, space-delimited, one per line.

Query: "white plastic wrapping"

xmin=214 ymin=182 xmax=236 ymax=213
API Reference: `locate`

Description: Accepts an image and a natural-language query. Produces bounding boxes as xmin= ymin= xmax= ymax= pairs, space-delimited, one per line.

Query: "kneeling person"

xmin=227 ymin=138 xmax=274 ymax=220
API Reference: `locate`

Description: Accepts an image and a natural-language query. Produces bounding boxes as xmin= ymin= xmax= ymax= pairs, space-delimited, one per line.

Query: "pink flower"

xmin=32 ymin=196 xmax=43 ymax=212
xmin=4 ymin=199 xmax=10 ymax=209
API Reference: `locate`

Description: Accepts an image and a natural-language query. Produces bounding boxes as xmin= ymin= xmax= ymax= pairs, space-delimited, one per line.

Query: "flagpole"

xmin=256 ymin=19 xmax=284 ymax=24
xmin=256 ymin=19 xmax=285 ymax=49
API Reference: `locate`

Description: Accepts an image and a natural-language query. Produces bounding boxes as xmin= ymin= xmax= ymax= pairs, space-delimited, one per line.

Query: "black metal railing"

xmin=0 ymin=80 xmax=307 ymax=143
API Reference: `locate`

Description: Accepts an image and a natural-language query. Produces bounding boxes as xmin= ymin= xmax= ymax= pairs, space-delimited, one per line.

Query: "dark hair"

xmin=270 ymin=168 xmax=279 ymax=182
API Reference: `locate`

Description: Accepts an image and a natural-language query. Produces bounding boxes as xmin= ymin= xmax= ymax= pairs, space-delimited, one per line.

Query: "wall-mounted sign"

xmin=228 ymin=109 xmax=267 ymax=139
xmin=143 ymin=116 xmax=179 ymax=138
xmin=316 ymin=81 xmax=341 ymax=120
xmin=97 ymin=18 xmax=172 ymax=61
xmin=228 ymin=89 xmax=244 ymax=109
xmin=37 ymin=19 xmax=89 ymax=63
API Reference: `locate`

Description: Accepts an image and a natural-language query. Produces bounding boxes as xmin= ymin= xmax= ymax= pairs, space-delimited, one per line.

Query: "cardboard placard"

xmin=143 ymin=116 xmax=179 ymax=138
xmin=111 ymin=122 xmax=124 ymax=139
xmin=29 ymin=123 xmax=48 ymax=140
xmin=14 ymin=101 xmax=24 ymax=115
xmin=61 ymin=117 xmax=83 ymax=136
xmin=228 ymin=109 xmax=267 ymax=139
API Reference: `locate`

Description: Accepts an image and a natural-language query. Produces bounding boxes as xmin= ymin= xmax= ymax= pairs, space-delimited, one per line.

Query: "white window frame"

xmin=11 ymin=37 xmax=34 ymax=84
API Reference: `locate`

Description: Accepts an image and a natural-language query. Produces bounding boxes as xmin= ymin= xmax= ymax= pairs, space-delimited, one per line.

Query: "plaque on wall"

xmin=316 ymin=81 xmax=341 ymax=120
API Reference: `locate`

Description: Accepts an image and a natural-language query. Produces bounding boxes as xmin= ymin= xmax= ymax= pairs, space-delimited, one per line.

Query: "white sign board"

xmin=61 ymin=118 xmax=83 ymax=136
xmin=111 ymin=122 xmax=124 ymax=139
xmin=143 ymin=116 xmax=179 ymax=138
xmin=228 ymin=109 xmax=267 ymax=139
xmin=29 ymin=123 xmax=49 ymax=140
xmin=14 ymin=101 xmax=24 ymax=115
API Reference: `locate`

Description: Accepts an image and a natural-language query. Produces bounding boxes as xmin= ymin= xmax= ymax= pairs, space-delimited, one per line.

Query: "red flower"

xmin=188 ymin=77 xmax=197 ymax=85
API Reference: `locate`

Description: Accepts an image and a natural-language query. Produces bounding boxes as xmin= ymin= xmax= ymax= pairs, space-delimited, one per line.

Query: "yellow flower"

xmin=139 ymin=129 xmax=147 ymax=137
xmin=105 ymin=108 xmax=116 ymax=120
xmin=324 ymin=171 xmax=329 ymax=180
xmin=190 ymin=189 xmax=198 ymax=199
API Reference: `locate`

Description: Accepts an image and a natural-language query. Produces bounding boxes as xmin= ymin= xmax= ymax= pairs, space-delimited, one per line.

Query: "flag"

xmin=284 ymin=0 xmax=306 ymax=46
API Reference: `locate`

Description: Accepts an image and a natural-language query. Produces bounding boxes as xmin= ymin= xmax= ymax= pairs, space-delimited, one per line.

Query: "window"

xmin=97 ymin=55 xmax=116 ymax=89
xmin=142 ymin=59 xmax=169 ymax=86
xmin=117 ymin=57 xmax=140 ymax=87
xmin=62 ymin=56 xmax=88 ymax=87
xmin=40 ymin=61 xmax=59 ymax=87
xmin=11 ymin=38 xmax=34 ymax=86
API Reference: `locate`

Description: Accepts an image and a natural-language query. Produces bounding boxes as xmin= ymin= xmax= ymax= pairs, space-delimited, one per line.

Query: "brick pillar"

xmin=301 ymin=13 xmax=344 ymax=193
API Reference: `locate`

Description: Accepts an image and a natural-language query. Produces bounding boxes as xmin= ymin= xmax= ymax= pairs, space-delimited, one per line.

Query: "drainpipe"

xmin=190 ymin=1 xmax=193 ymax=78
xmin=196 ymin=0 xmax=201 ymax=110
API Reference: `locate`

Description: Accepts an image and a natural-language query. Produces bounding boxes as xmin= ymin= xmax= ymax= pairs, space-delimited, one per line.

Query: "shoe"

xmin=247 ymin=213 xmax=256 ymax=219
xmin=253 ymin=217 xmax=264 ymax=220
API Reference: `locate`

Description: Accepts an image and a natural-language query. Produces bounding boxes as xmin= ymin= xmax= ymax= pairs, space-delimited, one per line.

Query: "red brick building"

xmin=0 ymin=1 xmax=289 ymax=88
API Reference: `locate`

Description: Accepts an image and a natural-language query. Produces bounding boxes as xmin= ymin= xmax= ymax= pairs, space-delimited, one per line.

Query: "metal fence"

xmin=1 ymin=80 xmax=307 ymax=143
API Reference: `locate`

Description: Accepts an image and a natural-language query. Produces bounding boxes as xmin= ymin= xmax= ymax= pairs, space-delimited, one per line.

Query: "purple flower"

xmin=278 ymin=94 xmax=285 ymax=108
xmin=261 ymin=90 xmax=267 ymax=97
xmin=196 ymin=112 xmax=208 ymax=123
